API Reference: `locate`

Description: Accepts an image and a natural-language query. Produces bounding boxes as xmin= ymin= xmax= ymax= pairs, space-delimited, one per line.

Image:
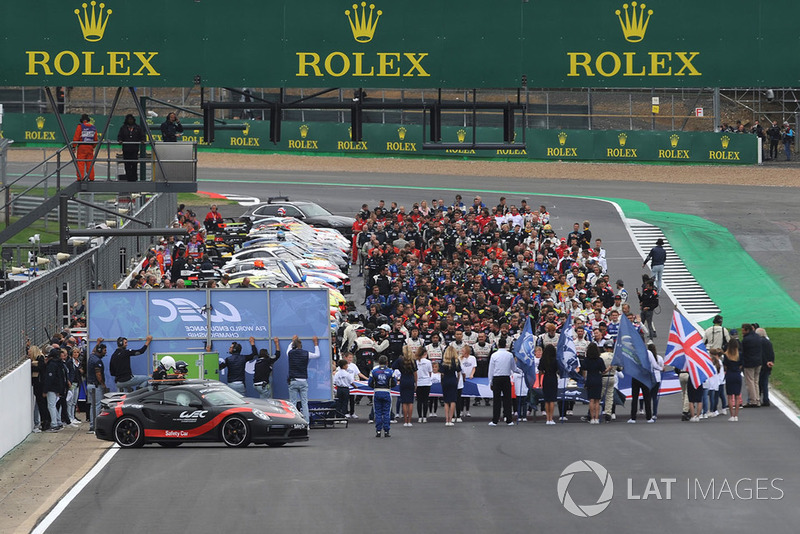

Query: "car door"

xmin=157 ymin=388 xmax=214 ymax=441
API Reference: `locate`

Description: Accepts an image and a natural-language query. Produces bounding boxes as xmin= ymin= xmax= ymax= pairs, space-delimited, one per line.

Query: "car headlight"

xmin=252 ymin=409 xmax=271 ymax=421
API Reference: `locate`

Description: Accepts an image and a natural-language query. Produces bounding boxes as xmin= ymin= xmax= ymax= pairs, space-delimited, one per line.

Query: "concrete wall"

xmin=0 ymin=360 xmax=33 ymax=459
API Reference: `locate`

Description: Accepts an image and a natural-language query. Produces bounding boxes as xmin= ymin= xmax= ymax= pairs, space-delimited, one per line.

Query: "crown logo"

xmin=242 ymin=122 xmax=251 ymax=136
xmin=345 ymin=2 xmax=382 ymax=43
xmin=192 ymin=121 xmax=201 ymax=134
xmin=74 ymin=2 xmax=112 ymax=42
xmin=397 ymin=127 xmax=407 ymax=141
xmin=36 ymin=116 xmax=46 ymax=130
xmin=299 ymin=124 xmax=309 ymax=139
xmin=615 ymin=2 xmax=652 ymax=43
xmin=720 ymin=135 xmax=730 ymax=149
xmin=456 ymin=129 xmax=467 ymax=143
xmin=618 ymin=133 xmax=628 ymax=147
xmin=670 ymin=134 xmax=680 ymax=148
xmin=558 ymin=131 xmax=568 ymax=146
xmin=348 ymin=126 xmax=353 ymax=140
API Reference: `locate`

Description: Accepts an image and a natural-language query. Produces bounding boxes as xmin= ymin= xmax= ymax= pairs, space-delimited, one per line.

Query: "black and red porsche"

xmin=95 ymin=380 xmax=309 ymax=448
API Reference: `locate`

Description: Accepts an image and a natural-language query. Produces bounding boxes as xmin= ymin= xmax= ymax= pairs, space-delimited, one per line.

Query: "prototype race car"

xmin=95 ymin=379 xmax=309 ymax=448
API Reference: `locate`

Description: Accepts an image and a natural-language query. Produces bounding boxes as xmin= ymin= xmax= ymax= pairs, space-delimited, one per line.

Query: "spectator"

xmin=757 ymin=327 xmax=775 ymax=407
xmin=741 ymin=323 xmax=763 ymax=407
xmin=43 ymin=348 xmax=68 ymax=432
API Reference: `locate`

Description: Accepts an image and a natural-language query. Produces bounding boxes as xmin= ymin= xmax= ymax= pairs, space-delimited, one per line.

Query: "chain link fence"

xmin=0 ymin=191 xmax=176 ymax=377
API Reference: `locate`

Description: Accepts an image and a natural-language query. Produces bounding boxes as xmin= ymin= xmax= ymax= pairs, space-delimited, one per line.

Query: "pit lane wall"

xmin=0 ymin=360 xmax=33 ymax=459
xmin=2 ymin=113 xmax=759 ymax=164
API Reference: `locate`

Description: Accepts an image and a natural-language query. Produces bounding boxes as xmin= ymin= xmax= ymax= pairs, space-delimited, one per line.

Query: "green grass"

xmin=767 ymin=328 xmax=800 ymax=409
xmin=177 ymin=192 xmax=238 ymax=205
xmin=0 ymin=217 xmax=61 ymax=245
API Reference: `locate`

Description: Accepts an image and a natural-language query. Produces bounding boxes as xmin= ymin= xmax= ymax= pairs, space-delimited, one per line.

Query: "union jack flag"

xmin=664 ymin=311 xmax=716 ymax=388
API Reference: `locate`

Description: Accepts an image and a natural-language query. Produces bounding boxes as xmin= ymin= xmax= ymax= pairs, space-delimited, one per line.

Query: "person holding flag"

xmin=555 ymin=314 xmax=581 ymax=420
xmin=611 ymin=314 xmax=657 ymax=423
xmin=664 ymin=311 xmax=717 ymax=422
xmin=511 ymin=317 xmax=538 ymax=390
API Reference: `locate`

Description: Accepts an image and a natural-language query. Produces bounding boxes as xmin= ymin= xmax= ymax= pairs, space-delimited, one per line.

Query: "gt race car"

xmin=95 ymin=380 xmax=309 ymax=448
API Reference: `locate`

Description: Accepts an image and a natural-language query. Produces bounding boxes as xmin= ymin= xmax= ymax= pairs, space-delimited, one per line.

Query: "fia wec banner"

xmin=87 ymin=288 xmax=332 ymax=400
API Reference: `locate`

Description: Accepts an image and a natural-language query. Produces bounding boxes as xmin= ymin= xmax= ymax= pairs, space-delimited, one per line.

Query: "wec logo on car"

xmin=179 ymin=410 xmax=208 ymax=419
xmin=150 ymin=298 xmax=242 ymax=323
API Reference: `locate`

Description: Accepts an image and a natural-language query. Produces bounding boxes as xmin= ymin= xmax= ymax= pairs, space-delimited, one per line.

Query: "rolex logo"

xmin=345 ymin=2 xmax=382 ymax=43
xmin=242 ymin=122 xmax=251 ymax=136
xmin=456 ymin=129 xmax=467 ymax=143
xmin=558 ymin=131 xmax=568 ymax=146
xmin=299 ymin=124 xmax=309 ymax=139
xmin=36 ymin=116 xmax=46 ymax=129
xmin=397 ymin=127 xmax=407 ymax=141
xmin=721 ymin=135 xmax=730 ymax=149
xmin=193 ymin=121 xmax=201 ymax=134
xmin=348 ymin=126 xmax=353 ymax=139
xmin=670 ymin=134 xmax=680 ymax=148
xmin=618 ymin=133 xmax=628 ymax=147
xmin=615 ymin=2 xmax=652 ymax=43
xmin=75 ymin=1 xmax=112 ymax=42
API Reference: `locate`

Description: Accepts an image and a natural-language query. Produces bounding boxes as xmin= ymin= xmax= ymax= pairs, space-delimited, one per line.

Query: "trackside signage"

xmin=1 ymin=1 xmax=798 ymax=87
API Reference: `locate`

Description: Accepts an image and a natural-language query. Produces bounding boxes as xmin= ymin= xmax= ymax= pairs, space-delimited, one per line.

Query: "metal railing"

xmin=0 ymin=191 xmax=176 ymax=377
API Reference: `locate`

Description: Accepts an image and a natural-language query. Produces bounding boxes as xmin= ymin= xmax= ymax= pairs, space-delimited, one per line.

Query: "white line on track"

xmin=31 ymin=445 xmax=120 ymax=534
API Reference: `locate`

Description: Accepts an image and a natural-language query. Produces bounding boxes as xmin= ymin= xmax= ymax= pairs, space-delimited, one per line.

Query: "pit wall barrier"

xmin=0 ymin=360 xmax=33 ymax=459
xmin=1 ymin=113 xmax=759 ymax=164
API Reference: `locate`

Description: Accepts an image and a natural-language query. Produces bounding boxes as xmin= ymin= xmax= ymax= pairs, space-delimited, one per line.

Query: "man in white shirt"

xmin=488 ymin=337 xmax=517 ymax=426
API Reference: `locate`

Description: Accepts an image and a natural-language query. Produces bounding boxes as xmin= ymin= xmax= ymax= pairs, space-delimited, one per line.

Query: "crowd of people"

xmin=26 ymin=194 xmax=778 ymax=437
xmin=330 ymin=194 xmax=777 ymax=434
xmin=719 ymin=119 xmax=795 ymax=161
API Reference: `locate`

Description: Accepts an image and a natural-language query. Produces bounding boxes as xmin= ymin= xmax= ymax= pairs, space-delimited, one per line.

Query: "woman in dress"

xmin=457 ymin=344 xmax=476 ymax=421
xmin=582 ymin=343 xmax=606 ymax=424
xmin=393 ymin=346 xmax=418 ymax=427
xmin=538 ymin=345 xmax=559 ymax=425
xmin=439 ymin=346 xmax=462 ymax=426
xmin=723 ymin=338 xmax=743 ymax=422
xmin=415 ymin=348 xmax=433 ymax=423
xmin=647 ymin=342 xmax=665 ymax=420
xmin=428 ymin=361 xmax=441 ymax=418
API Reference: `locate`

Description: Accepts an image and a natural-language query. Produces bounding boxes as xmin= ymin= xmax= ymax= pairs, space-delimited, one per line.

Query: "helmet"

xmin=175 ymin=392 xmax=192 ymax=406
xmin=175 ymin=360 xmax=189 ymax=374
xmin=276 ymin=207 xmax=286 ymax=216
xmin=347 ymin=312 xmax=360 ymax=323
xmin=276 ymin=229 xmax=286 ymax=241
xmin=160 ymin=355 xmax=176 ymax=372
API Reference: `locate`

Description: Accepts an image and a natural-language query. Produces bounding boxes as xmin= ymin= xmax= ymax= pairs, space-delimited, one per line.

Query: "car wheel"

xmin=157 ymin=441 xmax=182 ymax=447
xmin=266 ymin=441 xmax=287 ymax=448
xmin=114 ymin=416 xmax=144 ymax=448
xmin=221 ymin=415 xmax=251 ymax=447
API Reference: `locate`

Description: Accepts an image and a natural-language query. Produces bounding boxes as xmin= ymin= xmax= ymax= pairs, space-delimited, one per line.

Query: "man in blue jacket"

xmin=643 ymin=238 xmax=666 ymax=291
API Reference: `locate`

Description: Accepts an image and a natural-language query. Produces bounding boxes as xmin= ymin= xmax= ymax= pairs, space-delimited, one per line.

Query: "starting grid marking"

xmin=626 ymin=219 xmax=720 ymax=323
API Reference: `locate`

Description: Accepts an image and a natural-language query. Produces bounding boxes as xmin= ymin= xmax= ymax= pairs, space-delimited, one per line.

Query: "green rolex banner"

xmin=0 ymin=1 xmax=798 ymax=88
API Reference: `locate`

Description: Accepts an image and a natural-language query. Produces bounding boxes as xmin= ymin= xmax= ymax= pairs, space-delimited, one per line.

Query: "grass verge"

xmin=767 ymin=328 xmax=800 ymax=409
xmin=0 ymin=217 xmax=61 ymax=246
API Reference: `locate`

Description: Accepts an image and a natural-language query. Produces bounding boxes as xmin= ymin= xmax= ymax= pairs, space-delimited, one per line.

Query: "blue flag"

xmin=611 ymin=314 xmax=655 ymax=389
xmin=556 ymin=315 xmax=581 ymax=380
xmin=512 ymin=317 xmax=537 ymax=388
